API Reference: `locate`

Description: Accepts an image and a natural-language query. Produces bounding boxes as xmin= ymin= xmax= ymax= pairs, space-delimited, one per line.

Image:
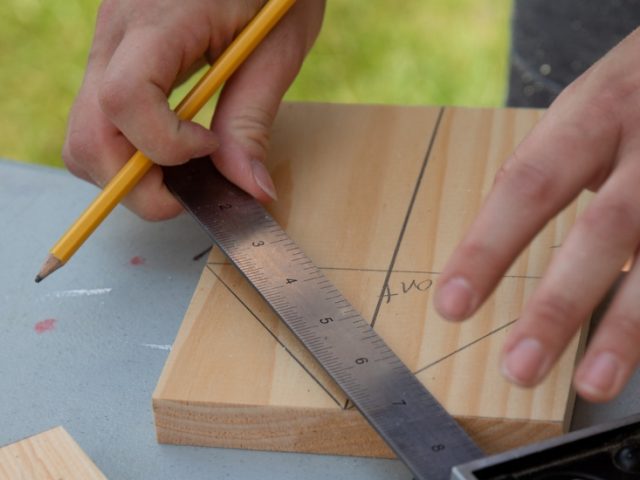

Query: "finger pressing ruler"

xmin=163 ymin=157 xmax=483 ymax=480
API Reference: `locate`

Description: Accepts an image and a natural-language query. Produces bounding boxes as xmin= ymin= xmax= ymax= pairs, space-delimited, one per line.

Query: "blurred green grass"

xmin=0 ymin=0 xmax=511 ymax=167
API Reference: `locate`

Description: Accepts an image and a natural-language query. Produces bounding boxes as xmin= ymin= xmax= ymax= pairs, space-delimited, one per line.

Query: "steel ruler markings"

xmin=163 ymin=158 xmax=483 ymax=480
xmin=205 ymin=264 xmax=345 ymax=408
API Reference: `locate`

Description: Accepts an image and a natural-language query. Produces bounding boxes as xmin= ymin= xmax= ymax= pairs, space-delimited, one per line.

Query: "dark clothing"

xmin=508 ymin=0 xmax=640 ymax=108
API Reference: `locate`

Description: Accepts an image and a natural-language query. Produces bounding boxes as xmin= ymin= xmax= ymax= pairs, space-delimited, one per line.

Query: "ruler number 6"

xmin=431 ymin=444 xmax=446 ymax=453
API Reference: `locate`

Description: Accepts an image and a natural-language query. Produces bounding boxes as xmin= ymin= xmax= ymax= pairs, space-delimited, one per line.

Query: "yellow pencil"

xmin=36 ymin=0 xmax=297 ymax=283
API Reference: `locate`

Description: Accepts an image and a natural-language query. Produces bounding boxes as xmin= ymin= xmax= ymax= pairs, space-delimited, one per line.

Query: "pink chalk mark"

xmin=130 ymin=256 xmax=145 ymax=266
xmin=35 ymin=319 xmax=56 ymax=334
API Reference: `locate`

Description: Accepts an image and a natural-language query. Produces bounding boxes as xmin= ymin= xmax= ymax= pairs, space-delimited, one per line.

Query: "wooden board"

xmin=0 ymin=427 xmax=107 ymax=480
xmin=153 ymin=103 xmax=591 ymax=457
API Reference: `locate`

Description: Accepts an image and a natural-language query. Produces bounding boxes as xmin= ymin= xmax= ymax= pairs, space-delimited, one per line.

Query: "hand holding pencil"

xmin=39 ymin=0 xmax=325 ymax=281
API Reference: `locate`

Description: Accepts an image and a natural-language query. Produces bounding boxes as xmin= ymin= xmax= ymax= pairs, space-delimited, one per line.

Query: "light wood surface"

xmin=153 ymin=102 xmax=591 ymax=457
xmin=0 ymin=427 xmax=106 ymax=480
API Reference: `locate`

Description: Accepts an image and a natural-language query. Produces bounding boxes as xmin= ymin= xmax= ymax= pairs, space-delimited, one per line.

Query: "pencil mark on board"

xmin=379 ymin=278 xmax=433 ymax=304
xmin=346 ymin=318 xmax=519 ymax=410
xmin=413 ymin=318 xmax=519 ymax=375
xmin=193 ymin=246 xmax=213 ymax=261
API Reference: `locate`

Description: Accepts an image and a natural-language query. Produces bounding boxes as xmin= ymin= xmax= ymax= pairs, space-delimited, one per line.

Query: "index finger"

xmin=98 ymin=28 xmax=219 ymax=166
xmin=434 ymin=78 xmax=620 ymax=321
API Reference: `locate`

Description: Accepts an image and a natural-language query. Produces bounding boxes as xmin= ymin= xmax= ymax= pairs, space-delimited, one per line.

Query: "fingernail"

xmin=251 ymin=159 xmax=278 ymax=201
xmin=502 ymin=337 xmax=548 ymax=385
xmin=435 ymin=277 xmax=475 ymax=320
xmin=577 ymin=352 xmax=621 ymax=399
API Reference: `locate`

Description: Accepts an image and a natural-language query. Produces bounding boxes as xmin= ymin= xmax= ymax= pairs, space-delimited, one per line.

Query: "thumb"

xmin=210 ymin=8 xmax=318 ymax=202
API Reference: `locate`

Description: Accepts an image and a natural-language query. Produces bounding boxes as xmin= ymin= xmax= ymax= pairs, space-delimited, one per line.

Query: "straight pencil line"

xmin=370 ymin=107 xmax=445 ymax=329
xmin=347 ymin=318 xmax=519 ymax=410
xmin=206 ymin=265 xmax=344 ymax=409
xmin=206 ymin=261 xmax=543 ymax=280
xmin=413 ymin=318 xmax=519 ymax=376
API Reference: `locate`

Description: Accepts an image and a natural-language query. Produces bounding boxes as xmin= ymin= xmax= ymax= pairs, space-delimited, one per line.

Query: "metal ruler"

xmin=163 ymin=157 xmax=483 ymax=480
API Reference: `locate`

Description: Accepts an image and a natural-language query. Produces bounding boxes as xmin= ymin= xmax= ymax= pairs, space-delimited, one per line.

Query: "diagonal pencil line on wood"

xmin=206 ymin=265 xmax=344 ymax=409
xmin=193 ymin=246 xmax=213 ymax=261
xmin=370 ymin=107 xmax=445 ymax=329
xmin=413 ymin=318 xmax=519 ymax=376
xmin=346 ymin=318 xmax=520 ymax=411
xmin=154 ymin=103 xmax=589 ymax=457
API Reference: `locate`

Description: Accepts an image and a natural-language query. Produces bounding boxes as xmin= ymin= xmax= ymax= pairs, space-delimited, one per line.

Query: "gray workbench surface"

xmin=1 ymin=159 xmax=638 ymax=479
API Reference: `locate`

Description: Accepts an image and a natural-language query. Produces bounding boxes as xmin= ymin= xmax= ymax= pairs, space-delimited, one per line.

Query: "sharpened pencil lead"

xmin=35 ymin=254 xmax=63 ymax=284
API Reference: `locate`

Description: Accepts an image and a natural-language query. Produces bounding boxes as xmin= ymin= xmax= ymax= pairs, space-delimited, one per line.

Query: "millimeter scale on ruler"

xmin=163 ymin=157 xmax=483 ymax=479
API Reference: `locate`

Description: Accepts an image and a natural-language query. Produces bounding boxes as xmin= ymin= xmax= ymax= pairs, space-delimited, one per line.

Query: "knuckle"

xmin=147 ymin=123 xmax=186 ymax=165
xmin=98 ymin=78 xmax=131 ymax=118
xmin=580 ymin=198 xmax=640 ymax=240
xmin=459 ymin=240 xmax=491 ymax=259
xmin=609 ymin=313 xmax=640 ymax=345
xmin=64 ymin=129 xmax=94 ymax=164
xmin=457 ymin=239 xmax=501 ymax=271
xmin=499 ymin=155 xmax=556 ymax=204
xmin=229 ymin=105 xmax=272 ymax=155
xmin=530 ymin=291 xmax=578 ymax=340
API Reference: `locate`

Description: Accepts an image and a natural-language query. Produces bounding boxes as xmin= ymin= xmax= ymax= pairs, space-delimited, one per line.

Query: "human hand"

xmin=63 ymin=0 xmax=325 ymax=220
xmin=435 ymin=28 xmax=640 ymax=403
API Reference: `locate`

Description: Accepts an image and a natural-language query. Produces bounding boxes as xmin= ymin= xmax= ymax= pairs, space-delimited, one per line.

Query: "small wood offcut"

xmin=153 ymin=102 xmax=591 ymax=457
xmin=0 ymin=427 xmax=106 ymax=480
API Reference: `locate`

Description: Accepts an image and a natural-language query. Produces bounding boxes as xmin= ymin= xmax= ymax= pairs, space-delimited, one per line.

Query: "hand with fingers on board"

xmin=436 ymin=28 xmax=640 ymax=403
xmin=62 ymin=0 xmax=325 ymax=221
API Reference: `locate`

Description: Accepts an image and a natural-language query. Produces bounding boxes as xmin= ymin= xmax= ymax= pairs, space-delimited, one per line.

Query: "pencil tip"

xmin=35 ymin=254 xmax=64 ymax=284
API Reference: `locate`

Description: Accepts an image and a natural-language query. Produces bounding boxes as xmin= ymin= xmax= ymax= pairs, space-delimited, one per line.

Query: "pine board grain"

xmin=0 ymin=427 xmax=106 ymax=480
xmin=153 ymin=103 xmax=591 ymax=457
